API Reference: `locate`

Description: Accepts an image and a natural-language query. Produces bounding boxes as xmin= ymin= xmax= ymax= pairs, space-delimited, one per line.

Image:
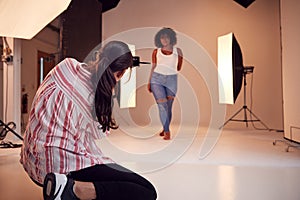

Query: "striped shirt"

xmin=20 ymin=58 xmax=114 ymax=185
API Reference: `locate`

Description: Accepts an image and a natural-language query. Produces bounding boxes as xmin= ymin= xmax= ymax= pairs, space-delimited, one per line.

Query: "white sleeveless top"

xmin=154 ymin=47 xmax=178 ymax=75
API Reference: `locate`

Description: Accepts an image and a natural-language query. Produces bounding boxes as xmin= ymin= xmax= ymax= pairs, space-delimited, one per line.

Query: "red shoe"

xmin=163 ymin=132 xmax=171 ymax=140
xmin=159 ymin=130 xmax=164 ymax=137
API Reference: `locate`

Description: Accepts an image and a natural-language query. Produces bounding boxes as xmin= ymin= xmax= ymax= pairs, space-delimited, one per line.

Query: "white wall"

xmin=103 ymin=0 xmax=283 ymax=129
xmin=281 ymin=0 xmax=300 ymax=142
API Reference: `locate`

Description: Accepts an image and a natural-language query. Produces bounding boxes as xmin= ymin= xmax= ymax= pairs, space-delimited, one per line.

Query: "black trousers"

xmin=67 ymin=164 xmax=157 ymax=200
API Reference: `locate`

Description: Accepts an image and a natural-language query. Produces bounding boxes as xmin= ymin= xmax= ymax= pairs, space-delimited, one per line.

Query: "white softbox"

xmin=0 ymin=0 xmax=71 ymax=39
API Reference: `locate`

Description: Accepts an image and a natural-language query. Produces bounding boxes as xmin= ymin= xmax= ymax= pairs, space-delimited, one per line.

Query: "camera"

xmin=132 ymin=56 xmax=150 ymax=67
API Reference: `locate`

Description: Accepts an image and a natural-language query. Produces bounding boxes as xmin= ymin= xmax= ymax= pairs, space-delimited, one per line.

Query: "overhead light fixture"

xmin=0 ymin=0 xmax=71 ymax=39
xmin=234 ymin=0 xmax=255 ymax=8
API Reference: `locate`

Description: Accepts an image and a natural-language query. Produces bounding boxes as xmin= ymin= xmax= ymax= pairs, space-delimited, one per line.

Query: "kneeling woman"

xmin=20 ymin=41 xmax=157 ymax=200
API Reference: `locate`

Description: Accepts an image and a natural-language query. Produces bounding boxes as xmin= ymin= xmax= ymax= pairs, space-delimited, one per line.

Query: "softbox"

xmin=0 ymin=0 xmax=71 ymax=39
xmin=218 ymin=32 xmax=244 ymax=104
xmin=116 ymin=44 xmax=136 ymax=108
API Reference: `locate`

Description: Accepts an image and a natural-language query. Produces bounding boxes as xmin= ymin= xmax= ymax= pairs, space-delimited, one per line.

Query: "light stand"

xmin=220 ymin=66 xmax=269 ymax=129
xmin=0 ymin=119 xmax=23 ymax=141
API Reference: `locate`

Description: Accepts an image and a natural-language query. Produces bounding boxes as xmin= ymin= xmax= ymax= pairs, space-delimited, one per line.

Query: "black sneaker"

xmin=43 ymin=173 xmax=78 ymax=200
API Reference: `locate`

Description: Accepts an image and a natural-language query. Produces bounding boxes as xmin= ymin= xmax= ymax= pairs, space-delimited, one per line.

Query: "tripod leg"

xmin=219 ymin=107 xmax=244 ymax=129
xmin=246 ymin=108 xmax=269 ymax=130
xmin=243 ymin=106 xmax=248 ymax=127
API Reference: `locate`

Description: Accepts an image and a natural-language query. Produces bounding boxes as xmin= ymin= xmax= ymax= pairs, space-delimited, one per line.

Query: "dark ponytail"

xmin=90 ymin=41 xmax=133 ymax=132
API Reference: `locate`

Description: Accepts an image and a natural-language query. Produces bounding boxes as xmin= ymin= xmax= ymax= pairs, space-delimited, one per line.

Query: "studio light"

xmin=0 ymin=0 xmax=71 ymax=39
xmin=234 ymin=0 xmax=255 ymax=8
xmin=218 ymin=32 xmax=243 ymax=105
xmin=218 ymin=32 xmax=269 ymax=129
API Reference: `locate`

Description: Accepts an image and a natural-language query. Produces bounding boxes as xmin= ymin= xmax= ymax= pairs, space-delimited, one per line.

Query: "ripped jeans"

xmin=150 ymin=72 xmax=177 ymax=132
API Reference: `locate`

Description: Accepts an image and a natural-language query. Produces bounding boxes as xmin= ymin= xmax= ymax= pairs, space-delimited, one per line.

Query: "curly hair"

xmin=154 ymin=27 xmax=177 ymax=48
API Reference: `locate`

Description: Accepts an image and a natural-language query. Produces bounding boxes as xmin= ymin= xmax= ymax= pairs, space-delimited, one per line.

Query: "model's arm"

xmin=177 ymin=47 xmax=183 ymax=71
xmin=148 ymin=49 xmax=158 ymax=92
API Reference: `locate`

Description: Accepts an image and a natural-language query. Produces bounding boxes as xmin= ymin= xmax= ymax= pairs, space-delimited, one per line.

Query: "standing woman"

xmin=148 ymin=28 xmax=183 ymax=140
xmin=20 ymin=41 xmax=157 ymax=200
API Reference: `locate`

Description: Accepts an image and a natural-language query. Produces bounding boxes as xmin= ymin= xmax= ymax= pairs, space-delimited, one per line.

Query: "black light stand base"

xmin=273 ymin=137 xmax=300 ymax=152
xmin=0 ymin=120 xmax=24 ymax=141
xmin=219 ymin=105 xmax=269 ymax=130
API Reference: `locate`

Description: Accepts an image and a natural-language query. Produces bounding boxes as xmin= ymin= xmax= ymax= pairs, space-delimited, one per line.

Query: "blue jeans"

xmin=150 ymin=72 xmax=178 ymax=132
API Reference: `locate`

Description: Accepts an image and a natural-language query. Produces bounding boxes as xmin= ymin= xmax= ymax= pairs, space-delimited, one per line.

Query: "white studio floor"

xmin=0 ymin=125 xmax=300 ymax=200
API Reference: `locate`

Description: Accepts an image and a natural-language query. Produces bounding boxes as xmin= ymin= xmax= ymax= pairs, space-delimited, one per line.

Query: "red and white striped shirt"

xmin=20 ymin=58 xmax=114 ymax=184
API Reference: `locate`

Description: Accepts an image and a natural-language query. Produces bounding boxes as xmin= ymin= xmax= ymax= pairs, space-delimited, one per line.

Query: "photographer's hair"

xmin=154 ymin=27 xmax=177 ymax=48
xmin=90 ymin=41 xmax=133 ymax=132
